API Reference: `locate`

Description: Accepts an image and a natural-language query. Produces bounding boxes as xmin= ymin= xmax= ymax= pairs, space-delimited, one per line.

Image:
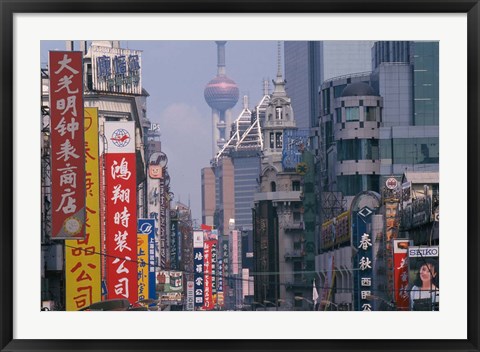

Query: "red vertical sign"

xmin=203 ymin=240 xmax=214 ymax=310
xmin=49 ymin=51 xmax=85 ymax=239
xmin=104 ymin=122 xmax=137 ymax=304
xmin=393 ymin=239 xmax=410 ymax=311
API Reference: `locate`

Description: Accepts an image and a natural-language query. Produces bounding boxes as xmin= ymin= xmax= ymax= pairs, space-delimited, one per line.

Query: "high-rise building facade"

xmin=284 ymin=41 xmax=374 ymax=130
xmin=316 ymin=41 xmax=439 ymax=311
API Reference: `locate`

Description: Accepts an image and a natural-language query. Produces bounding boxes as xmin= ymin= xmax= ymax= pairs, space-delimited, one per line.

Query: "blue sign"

xmin=138 ymin=218 xmax=156 ymax=300
xmin=282 ymin=129 xmax=309 ymax=169
xmin=352 ymin=207 xmax=374 ymax=311
xmin=193 ymin=247 xmax=204 ymax=308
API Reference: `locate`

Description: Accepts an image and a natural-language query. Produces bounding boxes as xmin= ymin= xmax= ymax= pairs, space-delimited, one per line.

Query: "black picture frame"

xmin=1 ymin=1 xmax=479 ymax=351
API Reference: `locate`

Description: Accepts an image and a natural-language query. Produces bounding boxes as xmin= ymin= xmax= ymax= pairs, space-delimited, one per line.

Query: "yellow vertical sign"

xmin=137 ymin=234 xmax=149 ymax=301
xmin=65 ymin=108 xmax=101 ymax=310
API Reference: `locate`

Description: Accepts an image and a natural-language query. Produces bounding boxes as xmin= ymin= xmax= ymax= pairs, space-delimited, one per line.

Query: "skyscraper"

xmin=284 ymin=41 xmax=374 ymax=130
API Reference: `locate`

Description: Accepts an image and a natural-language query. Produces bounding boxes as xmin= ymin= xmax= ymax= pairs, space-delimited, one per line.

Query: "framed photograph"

xmin=1 ymin=1 xmax=479 ymax=351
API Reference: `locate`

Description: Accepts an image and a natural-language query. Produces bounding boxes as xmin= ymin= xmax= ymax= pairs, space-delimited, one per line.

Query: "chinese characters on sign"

xmin=137 ymin=234 xmax=149 ymax=302
xmin=65 ymin=108 xmax=101 ymax=310
xmin=91 ymin=45 xmax=142 ymax=95
xmin=393 ymin=239 xmax=410 ymax=310
xmin=353 ymin=207 xmax=374 ymax=311
xmin=203 ymin=240 xmax=214 ymax=310
xmin=49 ymin=51 xmax=85 ymax=239
xmin=105 ymin=122 xmax=137 ymax=304
xmin=193 ymin=231 xmax=204 ymax=308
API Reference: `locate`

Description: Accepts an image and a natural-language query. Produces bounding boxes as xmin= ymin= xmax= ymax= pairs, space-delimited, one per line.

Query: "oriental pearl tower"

xmin=204 ymin=41 xmax=239 ymax=158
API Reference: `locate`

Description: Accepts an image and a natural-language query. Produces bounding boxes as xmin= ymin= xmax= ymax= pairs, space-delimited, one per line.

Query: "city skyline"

xmin=41 ymin=40 xmax=279 ymax=222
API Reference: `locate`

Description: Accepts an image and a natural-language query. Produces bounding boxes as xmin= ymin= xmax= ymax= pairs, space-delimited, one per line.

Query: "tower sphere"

xmin=204 ymin=75 xmax=239 ymax=111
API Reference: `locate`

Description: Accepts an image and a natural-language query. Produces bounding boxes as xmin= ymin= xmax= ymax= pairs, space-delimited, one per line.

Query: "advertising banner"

xmin=393 ymin=239 xmax=411 ymax=311
xmin=231 ymin=230 xmax=239 ymax=275
xmin=353 ymin=207 xmax=374 ymax=311
xmin=138 ymin=219 xmax=156 ymax=300
xmin=221 ymin=237 xmax=229 ymax=294
xmin=193 ymin=231 xmax=204 ymax=308
xmin=218 ymin=258 xmax=224 ymax=303
xmin=105 ymin=121 xmax=137 ymax=304
xmin=49 ymin=51 xmax=85 ymax=239
xmin=211 ymin=240 xmax=217 ymax=299
xmin=91 ymin=45 xmax=142 ymax=95
xmin=384 ymin=199 xmax=400 ymax=303
xmin=281 ymin=129 xmax=309 ymax=170
xmin=65 ymin=107 xmax=100 ymax=310
xmin=159 ymin=179 xmax=167 ymax=269
xmin=321 ymin=211 xmax=350 ymax=250
xmin=137 ymin=234 xmax=149 ymax=302
xmin=157 ymin=271 xmax=183 ymax=292
xmin=203 ymin=240 xmax=214 ymax=310
xmin=320 ymin=254 xmax=335 ymax=310
xmin=408 ymin=246 xmax=439 ymax=311
xmin=186 ymin=281 xmax=195 ymax=311
xmin=170 ymin=219 xmax=178 ymax=270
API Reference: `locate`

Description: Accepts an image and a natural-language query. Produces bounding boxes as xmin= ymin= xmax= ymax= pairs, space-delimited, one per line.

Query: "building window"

xmin=275 ymin=132 xmax=283 ymax=148
xmin=292 ymin=181 xmax=301 ymax=191
xmin=270 ymin=133 xmax=274 ymax=149
xmin=293 ymin=212 xmax=301 ymax=222
xmin=335 ymin=108 xmax=342 ymax=123
xmin=345 ymin=107 xmax=360 ymax=122
xmin=271 ymin=182 xmax=276 ymax=192
xmin=276 ymin=107 xmax=283 ymax=119
xmin=365 ymin=106 xmax=377 ymax=121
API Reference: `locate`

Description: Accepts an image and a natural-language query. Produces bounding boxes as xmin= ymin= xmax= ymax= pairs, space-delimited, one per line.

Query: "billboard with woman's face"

xmin=408 ymin=246 xmax=439 ymax=311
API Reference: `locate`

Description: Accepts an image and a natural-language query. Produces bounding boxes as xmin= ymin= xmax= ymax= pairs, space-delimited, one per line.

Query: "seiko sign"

xmin=408 ymin=246 xmax=439 ymax=257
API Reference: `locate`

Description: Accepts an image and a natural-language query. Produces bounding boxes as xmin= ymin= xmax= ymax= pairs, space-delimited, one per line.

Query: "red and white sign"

xmin=393 ymin=239 xmax=410 ymax=311
xmin=386 ymin=177 xmax=398 ymax=190
xmin=105 ymin=121 xmax=137 ymax=304
xmin=49 ymin=51 xmax=85 ymax=239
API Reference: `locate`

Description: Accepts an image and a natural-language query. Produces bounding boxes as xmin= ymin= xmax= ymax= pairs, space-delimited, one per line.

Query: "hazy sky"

xmin=41 ymin=40 xmax=279 ymax=222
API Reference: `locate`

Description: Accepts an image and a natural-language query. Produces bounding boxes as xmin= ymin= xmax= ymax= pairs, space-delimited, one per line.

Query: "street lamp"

xmin=320 ymin=299 xmax=338 ymax=311
xmin=365 ymin=294 xmax=396 ymax=310
xmin=252 ymin=301 xmax=266 ymax=311
xmin=294 ymin=296 xmax=315 ymax=311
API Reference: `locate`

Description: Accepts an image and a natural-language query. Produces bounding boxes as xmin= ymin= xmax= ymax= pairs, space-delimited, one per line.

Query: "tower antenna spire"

xmin=277 ymin=41 xmax=282 ymax=78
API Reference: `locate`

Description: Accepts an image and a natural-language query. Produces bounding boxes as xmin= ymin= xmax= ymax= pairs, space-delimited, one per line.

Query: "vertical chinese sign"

xmin=49 ymin=51 xmax=85 ymax=239
xmin=211 ymin=240 xmax=217 ymax=308
xmin=193 ymin=231 xmax=204 ymax=309
xmin=65 ymin=107 xmax=101 ymax=311
xmin=203 ymin=239 xmax=214 ymax=310
xmin=222 ymin=238 xmax=229 ymax=306
xmin=393 ymin=239 xmax=410 ymax=311
xmin=104 ymin=121 xmax=137 ymax=304
xmin=217 ymin=258 xmax=224 ymax=307
xmin=137 ymin=218 xmax=156 ymax=301
xmin=353 ymin=207 xmax=374 ymax=311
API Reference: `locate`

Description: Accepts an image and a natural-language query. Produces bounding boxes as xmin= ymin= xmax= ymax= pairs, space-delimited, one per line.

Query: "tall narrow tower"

xmin=204 ymin=41 xmax=240 ymax=158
